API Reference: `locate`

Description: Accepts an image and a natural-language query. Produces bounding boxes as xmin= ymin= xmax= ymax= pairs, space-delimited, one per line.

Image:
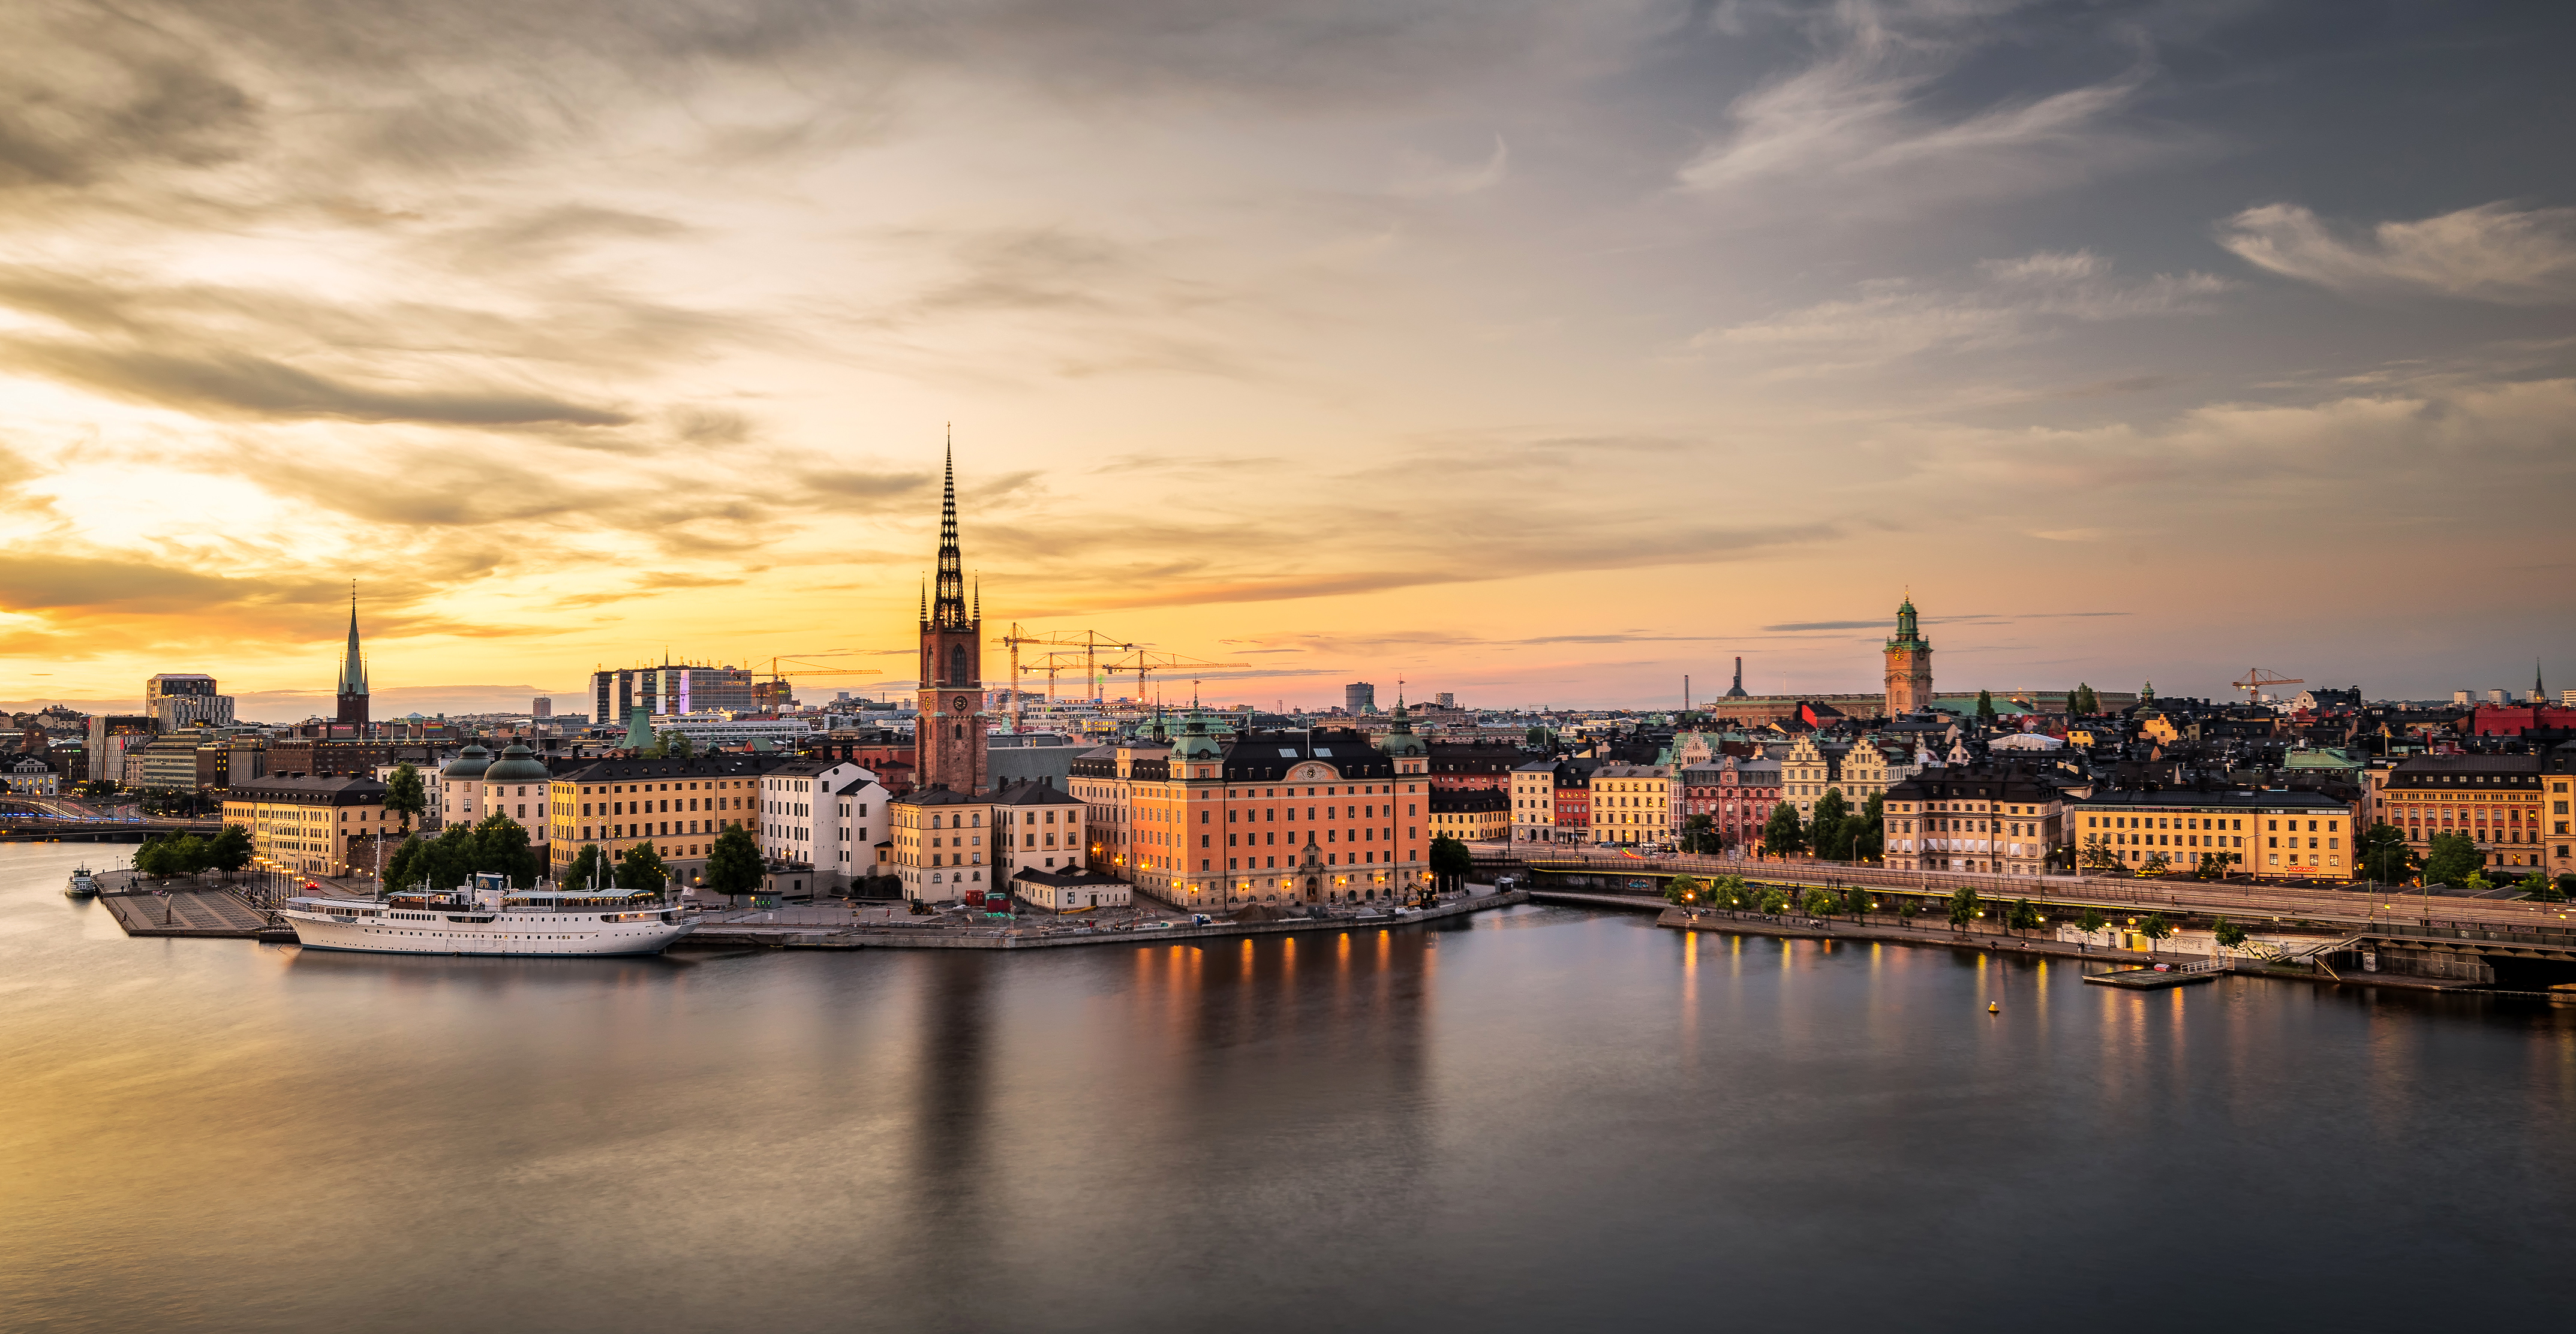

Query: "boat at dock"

xmin=64 ymin=865 xmax=97 ymax=898
xmin=278 ymin=873 xmax=697 ymax=957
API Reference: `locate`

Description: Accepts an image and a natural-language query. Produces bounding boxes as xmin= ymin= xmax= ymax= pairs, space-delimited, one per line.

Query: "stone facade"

xmin=1883 ymin=595 xmax=1932 ymax=716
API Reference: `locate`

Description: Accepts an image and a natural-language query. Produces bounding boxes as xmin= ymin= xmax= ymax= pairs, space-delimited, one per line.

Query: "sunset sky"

xmin=3 ymin=1 xmax=2571 ymax=718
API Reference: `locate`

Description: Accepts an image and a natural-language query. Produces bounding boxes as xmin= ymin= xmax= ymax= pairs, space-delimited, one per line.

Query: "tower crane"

xmin=1099 ymin=649 xmax=1252 ymax=703
xmin=2233 ymin=668 xmax=2303 ymax=705
xmin=996 ymin=625 xmax=1135 ymax=727
xmin=759 ymin=654 xmax=882 ymax=709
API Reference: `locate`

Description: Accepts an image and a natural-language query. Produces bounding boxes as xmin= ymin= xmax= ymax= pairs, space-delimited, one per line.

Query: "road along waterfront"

xmin=9 ymin=841 xmax=2576 ymax=1332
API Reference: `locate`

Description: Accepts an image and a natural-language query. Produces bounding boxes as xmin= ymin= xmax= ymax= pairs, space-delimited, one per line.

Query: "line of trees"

xmin=1757 ymin=790 xmax=1885 ymax=862
xmin=134 ymin=826 xmax=253 ymax=881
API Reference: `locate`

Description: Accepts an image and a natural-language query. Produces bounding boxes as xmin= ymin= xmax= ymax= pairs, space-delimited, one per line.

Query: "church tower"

xmin=916 ymin=445 xmax=987 ymax=793
xmin=336 ymin=585 xmax=370 ymax=726
xmin=1883 ymin=594 xmax=1932 ymax=716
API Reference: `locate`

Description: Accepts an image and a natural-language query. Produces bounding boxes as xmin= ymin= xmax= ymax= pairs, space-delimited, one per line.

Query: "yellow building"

xmin=1429 ymin=788 xmax=1509 ymax=842
xmin=2380 ymin=755 xmax=2548 ymax=874
xmin=223 ymin=774 xmax=393 ymax=880
xmin=1589 ymin=764 xmax=1672 ymax=845
xmin=546 ymin=755 xmax=769 ymax=887
xmin=2067 ymin=790 xmax=2351 ymax=878
xmin=890 ymin=784 xmax=995 ymax=903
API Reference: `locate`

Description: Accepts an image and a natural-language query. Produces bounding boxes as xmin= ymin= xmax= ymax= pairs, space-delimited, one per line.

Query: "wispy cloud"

xmin=1676 ymin=10 xmax=2158 ymax=203
xmin=1702 ymin=249 xmax=2228 ymax=363
xmin=2217 ymin=202 xmax=2576 ymax=305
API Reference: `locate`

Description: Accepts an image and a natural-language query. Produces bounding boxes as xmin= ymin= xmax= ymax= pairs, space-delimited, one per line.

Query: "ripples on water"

xmin=4 ymin=841 xmax=2572 ymax=1332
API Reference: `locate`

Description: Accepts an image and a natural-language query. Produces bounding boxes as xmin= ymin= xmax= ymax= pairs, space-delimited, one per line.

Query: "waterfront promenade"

xmin=1488 ymin=848 xmax=2576 ymax=938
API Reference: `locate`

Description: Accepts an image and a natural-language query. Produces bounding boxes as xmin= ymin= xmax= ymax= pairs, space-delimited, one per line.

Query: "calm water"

xmin=5 ymin=841 xmax=2574 ymax=1332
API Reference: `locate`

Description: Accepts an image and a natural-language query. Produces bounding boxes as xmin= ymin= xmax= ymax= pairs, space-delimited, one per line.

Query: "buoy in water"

xmin=1987 ymin=1002 xmax=1999 ymax=1013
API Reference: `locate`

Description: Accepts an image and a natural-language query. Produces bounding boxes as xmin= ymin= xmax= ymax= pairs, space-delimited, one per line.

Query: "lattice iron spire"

xmin=932 ymin=432 xmax=969 ymax=630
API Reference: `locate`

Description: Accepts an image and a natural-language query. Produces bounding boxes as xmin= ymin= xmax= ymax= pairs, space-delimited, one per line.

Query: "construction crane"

xmin=755 ymin=654 xmax=883 ymax=710
xmin=2234 ymin=668 xmax=2303 ymax=704
xmin=1098 ymin=649 xmax=1252 ymax=704
xmin=996 ymin=625 xmax=1135 ymax=728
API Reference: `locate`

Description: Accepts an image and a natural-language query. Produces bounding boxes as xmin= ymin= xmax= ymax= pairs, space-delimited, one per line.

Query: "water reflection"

xmin=5 ymin=849 xmax=2575 ymax=1333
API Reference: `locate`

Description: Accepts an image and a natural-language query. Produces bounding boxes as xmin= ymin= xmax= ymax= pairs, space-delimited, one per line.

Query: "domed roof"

xmin=483 ymin=741 xmax=550 ymax=783
xmin=443 ymin=742 xmax=493 ymax=781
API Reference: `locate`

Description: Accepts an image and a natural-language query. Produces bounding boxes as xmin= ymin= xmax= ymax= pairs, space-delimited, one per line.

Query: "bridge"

xmin=1481 ymin=850 xmax=2576 ymax=989
xmin=1475 ymin=850 xmax=2576 ymax=939
xmin=0 ymin=799 xmax=223 ymax=842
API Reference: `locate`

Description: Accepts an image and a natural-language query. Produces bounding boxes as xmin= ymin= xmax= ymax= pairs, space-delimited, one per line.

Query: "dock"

xmin=675 ymin=890 xmax=1529 ymax=950
xmin=2083 ymin=962 xmax=2223 ymax=989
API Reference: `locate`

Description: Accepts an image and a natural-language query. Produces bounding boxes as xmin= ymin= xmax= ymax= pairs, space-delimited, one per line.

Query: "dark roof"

xmin=1886 ymin=766 xmax=2064 ymax=803
xmin=2386 ymin=755 xmax=2544 ymax=784
xmin=1429 ymin=788 xmax=1508 ymax=813
xmin=1009 ymin=866 xmax=1125 ymax=887
xmin=1213 ymin=728 xmax=1395 ymax=782
xmin=894 ymin=783 xmax=985 ymax=806
xmin=227 ymin=774 xmax=387 ymax=804
xmin=991 ymin=777 xmax=1083 ymax=806
xmin=558 ymin=755 xmax=783 ymax=784
xmin=2070 ymin=788 xmax=2352 ymax=811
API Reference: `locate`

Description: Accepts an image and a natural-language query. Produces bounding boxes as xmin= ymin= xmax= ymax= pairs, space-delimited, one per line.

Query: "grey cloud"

xmin=2 ymin=338 xmax=630 ymax=427
xmin=2217 ymin=202 xmax=2576 ymax=305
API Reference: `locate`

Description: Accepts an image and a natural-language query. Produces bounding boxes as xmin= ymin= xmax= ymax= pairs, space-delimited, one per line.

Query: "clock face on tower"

xmin=950 ymin=695 xmax=970 ymax=714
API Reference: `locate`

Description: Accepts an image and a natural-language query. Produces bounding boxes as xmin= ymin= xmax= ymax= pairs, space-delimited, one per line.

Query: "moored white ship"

xmin=280 ymin=873 xmax=696 ymax=957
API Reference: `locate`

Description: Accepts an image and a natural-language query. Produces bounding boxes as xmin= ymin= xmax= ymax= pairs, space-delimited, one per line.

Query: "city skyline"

xmin=2 ymin=2 xmax=2571 ymax=711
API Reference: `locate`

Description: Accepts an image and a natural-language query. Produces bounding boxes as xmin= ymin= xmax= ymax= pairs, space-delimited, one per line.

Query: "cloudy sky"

xmin=3 ymin=0 xmax=2571 ymax=717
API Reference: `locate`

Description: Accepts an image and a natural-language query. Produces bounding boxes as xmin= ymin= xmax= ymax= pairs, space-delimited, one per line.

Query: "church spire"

xmin=932 ymin=433 xmax=969 ymax=630
xmin=337 ymin=582 xmax=367 ymax=696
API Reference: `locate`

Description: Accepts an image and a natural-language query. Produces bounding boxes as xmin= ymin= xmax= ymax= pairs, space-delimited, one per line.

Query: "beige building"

xmin=1589 ymin=764 xmax=1673 ymax=845
xmin=1883 ymin=766 xmax=2066 ymax=876
xmin=223 ymin=774 xmax=393 ymax=880
xmin=546 ymin=755 xmax=771 ymax=887
xmin=891 ymin=784 xmax=996 ymax=903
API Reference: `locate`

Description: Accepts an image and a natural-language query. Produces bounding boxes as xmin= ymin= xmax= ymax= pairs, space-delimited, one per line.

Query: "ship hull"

xmin=282 ymin=910 xmax=696 ymax=957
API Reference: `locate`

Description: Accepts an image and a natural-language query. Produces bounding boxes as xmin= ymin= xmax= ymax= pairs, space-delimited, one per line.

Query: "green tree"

xmin=167 ymin=833 xmax=211 ymax=878
xmin=1758 ymin=887 xmax=1790 ymax=915
xmin=2460 ymin=868 xmax=2492 ymax=895
xmin=1524 ymin=726 xmax=1554 ymax=749
xmin=615 ymin=842 xmax=672 ymax=894
xmin=1709 ymin=874 xmax=1750 ymax=910
xmin=1663 ymin=874 xmax=1703 ymax=907
xmin=2139 ymin=912 xmax=2173 ymax=954
xmin=1842 ymin=885 xmax=1872 ymax=921
xmin=2356 ymin=823 xmax=2415 ymax=884
xmin=1800 ymin=886 xmax=1835 ymax=917
xmin=2078 ymin=906 xmax=2108 ymax=939
xmin=1810 ymin=788 xmax=1852 ymax=860
xmin=2007 ymin=898 xmax=2043 ymax=934
xmin=383 ymin=763 xmax=427 ymax=833
xmin=2140 ymin=850 xmax=2172 ymax=877
xmin=468 ymin=812 xmax=543 ymax=888
xmin=206 ymin=824 xmax=254 ymax=880
xmin=2538 ymin=873 xmax=2572 ymax=904
xmin=1851 ymin=791 xmax=1886 ymax=862
xmin=1896 ymin=897 xmax=1917 ymax=925
xmin=1974 ymin=689 xmax=1997 ymax=725
xmin=1760 ymin=802 xmax=1806 ymax=859
xmin=1947 ymin=885 xmax=1979 ymax=931
xmin=1680 ymin=814 xmax=1720 ymax=854
xmin=2070 ymin=683 xmax=2099 ymax=715
xmin=702 ymin=825 xmax=761 ymax=905
xmin=2422 ymin=832 xmax=2481 ymax=887
xmin=132 ymin=836 xmax=173 ymax=881
xmin=2212 ymin=916 xmax=2249 ymax=953
xmin=2079 ymin=835 xmax=2121 ymax=874
xmin=651 ymin=730 xmax=696 ymax=759
xmin=562 ymin=844 xmax=609 ymax=892
xmin=1428 ymin=833 xmax=1475 ymax=893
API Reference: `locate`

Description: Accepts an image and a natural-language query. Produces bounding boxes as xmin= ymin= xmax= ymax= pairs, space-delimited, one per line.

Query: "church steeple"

xmin=335 ymin=583 xmax=370 ymax=726
xmin=931 ymin=436 xmax=969 ymax=631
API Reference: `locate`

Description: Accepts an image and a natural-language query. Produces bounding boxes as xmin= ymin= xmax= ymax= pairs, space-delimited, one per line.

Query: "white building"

xmin=7 ymin=755 xmax=59 ymax=795
xmin=1009 ymin=866 xmax=1129 ymax=911
xmin=656 ymin=713 xmax=820 ymax=750
xmin=438 ymin=742 xmax=492 ymax=829
xmin=756 ymin=758 xmax=892 ymax=893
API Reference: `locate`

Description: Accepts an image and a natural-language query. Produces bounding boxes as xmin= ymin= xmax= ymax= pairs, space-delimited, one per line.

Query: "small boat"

xmin=64 ymin=865 xmax=97 ymax=898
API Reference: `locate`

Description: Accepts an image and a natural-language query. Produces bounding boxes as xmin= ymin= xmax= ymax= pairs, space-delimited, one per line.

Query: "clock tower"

xmin=916 ymin=445 xmax=988 ymax=794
